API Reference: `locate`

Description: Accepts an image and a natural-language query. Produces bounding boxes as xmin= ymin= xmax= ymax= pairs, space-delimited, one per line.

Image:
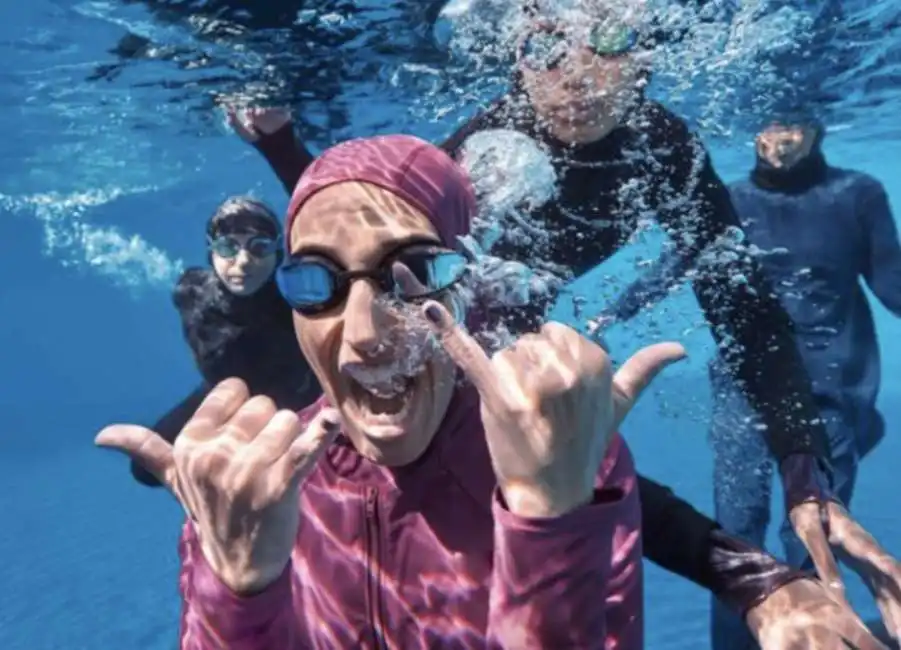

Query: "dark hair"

xmin=206 ymin=196 xmax=281 ymax=240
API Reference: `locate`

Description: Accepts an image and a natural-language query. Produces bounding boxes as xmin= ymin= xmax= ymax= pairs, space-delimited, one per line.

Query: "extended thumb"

xmin=96 ymin=424 xmax=174 ymax=485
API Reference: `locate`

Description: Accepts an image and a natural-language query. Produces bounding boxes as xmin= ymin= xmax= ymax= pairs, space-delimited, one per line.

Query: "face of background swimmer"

xmin=519 ymin=19 xmax=645 ymax=145
xmin=211 ymin=233 xmax=278 ymax=296
xmin=289 ymin=182 xmax=458 ymax=467
xmin=755 ymin=123 xmax=819 ymax=170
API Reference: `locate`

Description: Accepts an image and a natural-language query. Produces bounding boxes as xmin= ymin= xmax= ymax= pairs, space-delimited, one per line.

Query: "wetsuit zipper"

xmin=364 ymin=487 xmax=388 ymax=650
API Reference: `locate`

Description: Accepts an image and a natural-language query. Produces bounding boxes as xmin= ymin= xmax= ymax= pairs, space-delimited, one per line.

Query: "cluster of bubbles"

xmin=425 ymin=0 xmax=814 ymax=342
xmin=0 ymin=188 xmax=184 ymax=292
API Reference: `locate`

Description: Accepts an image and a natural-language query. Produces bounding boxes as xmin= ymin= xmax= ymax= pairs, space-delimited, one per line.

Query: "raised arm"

xmin=655 ymin=120 xmax=830 ymax=482
xmin=227 ymin=107 xmax=315 ymax=195
xmin=97 ymin=380 xmax=340 ymax=650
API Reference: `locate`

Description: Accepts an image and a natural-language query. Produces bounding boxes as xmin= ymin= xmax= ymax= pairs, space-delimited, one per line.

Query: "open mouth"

xmin=347 ymin=373 xmax=417 ymax=423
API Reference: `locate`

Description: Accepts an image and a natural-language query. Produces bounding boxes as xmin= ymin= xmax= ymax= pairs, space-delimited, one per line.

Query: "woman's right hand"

xmin=96 ymin=378 xmax=340 ymax=594
xmin=226 ymin=107 xmax=293 ymax=143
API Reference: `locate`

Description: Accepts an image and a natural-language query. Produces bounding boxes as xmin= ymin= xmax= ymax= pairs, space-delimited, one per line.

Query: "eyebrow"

xmin=288 ymin=235 xmax=444 ymax=267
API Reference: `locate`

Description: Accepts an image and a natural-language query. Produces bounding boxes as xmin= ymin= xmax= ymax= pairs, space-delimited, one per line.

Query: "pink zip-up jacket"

xmin=176 ymin=386 xmax=643 ymax=649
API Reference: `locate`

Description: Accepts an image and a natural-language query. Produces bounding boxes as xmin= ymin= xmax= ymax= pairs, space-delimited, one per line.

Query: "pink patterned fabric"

xmin=176 ymin=136 xmax=644 ymax=649
xmin=285 ymin=134 xmax=476 ymax=249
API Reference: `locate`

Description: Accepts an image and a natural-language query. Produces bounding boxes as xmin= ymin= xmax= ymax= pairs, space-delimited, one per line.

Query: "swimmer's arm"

xmin=438 ymin=101 xmax=509 ymax=160
xmin=177 ymin=520 xmax=302 ymax=650
xmin=638 ymin=475 xmax=807 ymax=616
xmin=656 ymin=121 xmax=832 ymax=505
xmin=252 ymin=121 xmax=316 ymax=195
xmin=601 ymin=249 xmax=694 ymax=323
xmin=860 ymin=178 xmax=901 ymax=316
xmin=486 ymin=453 xmax=636 ymax=649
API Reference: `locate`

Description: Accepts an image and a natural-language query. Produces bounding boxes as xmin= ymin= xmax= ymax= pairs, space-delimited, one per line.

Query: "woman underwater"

xmin=131 ymin=195 xmax=321 ymax=487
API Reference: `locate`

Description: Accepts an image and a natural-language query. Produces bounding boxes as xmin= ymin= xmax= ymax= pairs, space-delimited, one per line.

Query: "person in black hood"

xmin=130 ymin=196 xmax=321 ymax=487
xmin=707 ymin=114 xmax=901 ymax=650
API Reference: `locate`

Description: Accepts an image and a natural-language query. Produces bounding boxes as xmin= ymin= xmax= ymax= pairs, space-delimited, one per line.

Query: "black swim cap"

xmin=206 ymin=196 xmax=281 ymax=240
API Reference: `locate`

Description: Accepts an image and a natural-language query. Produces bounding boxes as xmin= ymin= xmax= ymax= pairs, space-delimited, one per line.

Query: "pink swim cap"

xmin=285 ymin=135 xmax=476 ymax=249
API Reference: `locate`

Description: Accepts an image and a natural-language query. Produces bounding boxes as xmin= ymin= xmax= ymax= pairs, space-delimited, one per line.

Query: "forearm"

xmin=638 ymin=475 xmax=808 ymax=615
xmin=252 ymin=123 xmax=315 ymax=196
xmin=638 ymin=474 xmax=718 ymax=588
xmin=178 ymin=523 xmax=301 ymax=650
xmin=695 ymin=269 xmax=830 ymax=471
xmin=487 ymin=488 xmax=618 ymax=649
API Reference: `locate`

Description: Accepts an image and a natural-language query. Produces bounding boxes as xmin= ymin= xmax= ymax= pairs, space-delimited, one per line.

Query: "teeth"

xmin=366 ymin=385 xmax=403 ymax=399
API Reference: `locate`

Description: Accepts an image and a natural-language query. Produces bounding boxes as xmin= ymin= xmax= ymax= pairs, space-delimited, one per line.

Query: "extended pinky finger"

xmin=285 ymin=410 xmax=342 ymax=479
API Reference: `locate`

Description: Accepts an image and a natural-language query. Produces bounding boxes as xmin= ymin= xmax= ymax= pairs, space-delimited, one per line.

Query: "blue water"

xmin=0 ymin=1 xmax=899 ymax=648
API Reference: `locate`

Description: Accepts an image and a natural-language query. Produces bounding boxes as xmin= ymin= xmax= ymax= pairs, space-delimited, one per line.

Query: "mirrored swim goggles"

xmin=518 ymin=21 xmax=640 ymax=71
xmin=276 ymin=241 xmax=470 ymax=316
xmin=208 ymin=235 xmax=281 ymax=259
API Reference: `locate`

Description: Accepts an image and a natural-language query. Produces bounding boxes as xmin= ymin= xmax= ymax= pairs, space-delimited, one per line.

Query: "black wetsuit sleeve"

xmin=252 ymin=122 xmax=316 ymax=195
xmin=638 ymin=474 xmax=809 ymax=613
xmin=860 ymin=178 xmax=901 ymax=316
xmin=130 ymin=384 xmax=210 ymax=487
xmin=638 ymin=474 xmax=718 ymax=587
xmin=654 ymin=115 xmax=830 ymax=468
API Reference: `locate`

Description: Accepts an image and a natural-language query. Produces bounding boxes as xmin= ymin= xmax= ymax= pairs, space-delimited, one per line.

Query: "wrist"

xmin=706 ymin=527 xmax=810 ymax=618
xmin=780 ymin=453 xmax=833 ymax=511
xmin=500 ymin=481 xmax=593 ymax=519
xmin=200 ymin=540 xmax=290 ymax=596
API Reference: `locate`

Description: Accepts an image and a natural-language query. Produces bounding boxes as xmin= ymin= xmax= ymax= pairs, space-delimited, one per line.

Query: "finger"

xmin=182 ymin=378 xmax=250 ymax=441
xmin=875 ymin=597 xmax=901 ymax=644
xmin=830 ymin=615 xmax=891 ymax=650
xmin=252 ymin=409 xmax=304 ymax=460
xmin=283 ymin=408 xmax=342 ymax=480
xmin=222 ymin=395 xmax=277 ymax=443
xmin=611 ymin=342 xmax=686 ymax=426
xmin=96 ymin=424 xmax=175 ymax=488
xmin=421 ymin=299 xmax=496 ymax=396
xmin=392 ymin=261 xmax=429 ymax=297
xmin=791 ymin=503 xmax=848 ymax=601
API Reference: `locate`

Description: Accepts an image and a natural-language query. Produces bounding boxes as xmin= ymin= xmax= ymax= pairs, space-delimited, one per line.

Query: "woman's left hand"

xmin=420 ymin=298 xmax=685 ymax=518
xmin=747 ymin=578 xmax=890 ymax=649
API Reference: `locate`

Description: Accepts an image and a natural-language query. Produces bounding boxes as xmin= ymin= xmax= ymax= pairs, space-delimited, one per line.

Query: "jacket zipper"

xmin=365 ymin=487 xmax=388 ymax=650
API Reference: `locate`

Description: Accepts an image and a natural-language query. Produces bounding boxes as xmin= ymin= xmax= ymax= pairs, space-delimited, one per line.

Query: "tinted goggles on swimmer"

xmin=276 ymin=241 xmax=470 ymax=315
xmin=518 ymin=21 xmax=639 ymax=71
xmin=208 ymin=235 xmax=280 ymax=259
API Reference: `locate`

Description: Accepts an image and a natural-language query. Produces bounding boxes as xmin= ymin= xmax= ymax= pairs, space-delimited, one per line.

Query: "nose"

xmin=560 ymin=52 xmax=598 ymax=91
xmin=234 ymin=249 xmax=252 ymax=268
xmin=341 ymin=279 xmax=392 ymax=361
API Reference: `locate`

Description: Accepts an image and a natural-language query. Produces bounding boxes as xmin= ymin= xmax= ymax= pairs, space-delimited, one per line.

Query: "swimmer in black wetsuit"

xmin=130 ymin=195 xmax=320 ymax=487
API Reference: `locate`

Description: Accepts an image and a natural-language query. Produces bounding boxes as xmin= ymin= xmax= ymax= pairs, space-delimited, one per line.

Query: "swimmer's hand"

xmin=786 ymin=478 xmax=901 ymax=641
xmin=747 ymin=578 xmax=889 ymax=650
xmin=226 ymin=107 xmax=293 ymax=143
xmin=405 ymin=263 xmax=685 ymax=518
xmin=95 ymin=379 xmax=340 ymax=595
xmin=826 ymin=503 xmax=901 ymax=643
